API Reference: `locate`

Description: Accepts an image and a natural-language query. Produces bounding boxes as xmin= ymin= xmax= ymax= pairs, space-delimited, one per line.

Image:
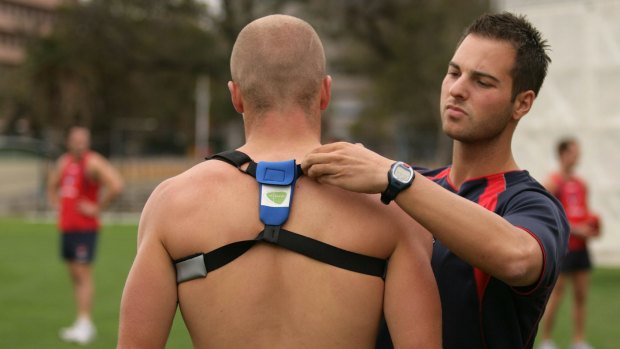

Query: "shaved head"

xmin=230 ymin=15 xmax=326 ymax=113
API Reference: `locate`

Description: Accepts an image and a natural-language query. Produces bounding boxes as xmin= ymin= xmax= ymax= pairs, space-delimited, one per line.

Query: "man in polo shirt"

xmin=303 ymin=12 xmax=569 ymax=349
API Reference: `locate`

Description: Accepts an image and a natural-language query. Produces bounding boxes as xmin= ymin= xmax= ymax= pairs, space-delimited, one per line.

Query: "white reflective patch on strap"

xmin=175 ymin=254 xmax=207 ymax=283
xmin=260 ymin=184 xmax=291 ymax=208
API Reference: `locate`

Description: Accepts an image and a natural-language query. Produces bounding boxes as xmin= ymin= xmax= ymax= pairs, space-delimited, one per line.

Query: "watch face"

xmin=393 ymin=164 xmax=413 ymax=183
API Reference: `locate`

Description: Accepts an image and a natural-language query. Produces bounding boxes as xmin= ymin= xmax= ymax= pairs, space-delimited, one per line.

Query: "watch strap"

xmin=381 ymin=161 xmax=414 ymax=205
xmin=381 ymin=185 xmax=401 ymax=205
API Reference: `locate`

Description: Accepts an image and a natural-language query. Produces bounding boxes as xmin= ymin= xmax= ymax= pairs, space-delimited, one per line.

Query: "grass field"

xmin=0 ymin=217 xmax=192 ymax=349
xmin=1 ymin=217 xmax=619 ymax=348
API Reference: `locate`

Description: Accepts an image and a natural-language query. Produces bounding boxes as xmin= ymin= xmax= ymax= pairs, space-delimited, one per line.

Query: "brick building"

xmin=0 ymin=0 xmax=71 ymax=66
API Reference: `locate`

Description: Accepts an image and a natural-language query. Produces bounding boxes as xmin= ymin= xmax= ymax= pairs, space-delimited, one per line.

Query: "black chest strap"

xmin=174 ymin=227 xmax=387 ymax=283
xmin=174 ymin=150 xmax=388 ymax=283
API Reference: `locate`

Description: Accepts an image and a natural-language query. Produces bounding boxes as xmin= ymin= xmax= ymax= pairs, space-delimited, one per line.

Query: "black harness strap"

xmin=207 ymin=150 xmax=257 ymax=177
xmin=174 ymin=150 xmax=388 ymax=283
xmin=256 ymin=228 xmax=387 ymax=278
xmin=174 ymin=228 xmax=387 ymax=283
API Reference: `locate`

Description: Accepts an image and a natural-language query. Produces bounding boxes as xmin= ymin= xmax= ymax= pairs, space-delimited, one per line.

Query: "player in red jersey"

xmin=48 ymin=126 xmax=124 ymax=345
xmin=540 ymin=138 xmax=601 ymax=349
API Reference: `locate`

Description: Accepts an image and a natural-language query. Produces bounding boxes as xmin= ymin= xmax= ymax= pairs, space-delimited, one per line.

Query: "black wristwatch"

xmin=381 ymin=161 xmax=415 ymax=205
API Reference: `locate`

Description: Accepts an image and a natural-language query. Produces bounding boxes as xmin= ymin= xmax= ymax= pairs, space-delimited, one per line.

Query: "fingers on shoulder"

xmin=305 ymin=142 xmax=352 ymax=160
xmin=304 ymin=162 xmax=339 ymax=179
xmin=313 ymin=141 xmax=352 ymax=152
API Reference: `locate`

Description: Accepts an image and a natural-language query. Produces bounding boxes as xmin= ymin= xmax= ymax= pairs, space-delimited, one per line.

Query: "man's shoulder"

xmin=57 ymin=153 xmax=71 ymax=166
xmin=413 ymin=165 xmax=448 ymax=175
xmin=150 ymin=159 xmax=249 ymax=205
xmin=500 ymin=171 xmax=553 ymax=201
xmin=571 ymin=174 xmax=588 ymax=188
xmin=414 ymin=166 xmax=451 ymax=183
xmin=84 ymin=151 xmax=111 ymax=170
xmin=505 ymin=170 xmax=548 ymax=192
xmin=501 ymin=172 xmax=566 ymax=219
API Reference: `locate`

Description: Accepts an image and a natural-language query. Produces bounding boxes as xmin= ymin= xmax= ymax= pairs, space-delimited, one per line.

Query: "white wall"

xmin=496 ymin=0 xmax=620 ymax=265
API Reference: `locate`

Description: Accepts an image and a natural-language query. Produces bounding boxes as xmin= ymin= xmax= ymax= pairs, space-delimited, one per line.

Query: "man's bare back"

xmin=121 ymin=150 xmax=438 ymax=348
xmin=118 ymin=14 xmax=440 ymax=349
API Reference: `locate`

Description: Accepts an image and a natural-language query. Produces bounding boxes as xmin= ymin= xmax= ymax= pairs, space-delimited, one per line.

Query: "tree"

xmin=17 ymin=0 xmax=219 ymax=155
xmin=10 ymin=0 xmax=306 ymax=155
xmin=6 ymin=0 xmax=489 ymax=162
xmin=305 ymin=0 xmax=490 ymax=163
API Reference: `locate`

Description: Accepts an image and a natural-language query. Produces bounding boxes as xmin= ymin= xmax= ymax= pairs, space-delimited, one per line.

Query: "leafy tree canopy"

xmin=3 ymin=0 xmax=489 ymax=161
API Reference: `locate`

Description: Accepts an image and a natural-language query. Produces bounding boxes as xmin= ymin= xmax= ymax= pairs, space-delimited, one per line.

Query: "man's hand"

xmin=301 ymin=142 xmax=394 ymax=194
xmin=78 ymin=200 xmax=100 ymax=217
xmin=571 ymin=215 xmax=601 ymax=238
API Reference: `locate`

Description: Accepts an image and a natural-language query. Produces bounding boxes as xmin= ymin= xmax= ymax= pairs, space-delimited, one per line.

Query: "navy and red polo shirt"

xmin=423 ymin=167 xmax=569 ymax=349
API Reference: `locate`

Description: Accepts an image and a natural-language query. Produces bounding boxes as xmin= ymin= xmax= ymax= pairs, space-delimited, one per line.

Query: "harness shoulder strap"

xmin=207 ymin=150 xmax=257 ymax=177
xmin=174 ymin=150 xmax=388 ymax=284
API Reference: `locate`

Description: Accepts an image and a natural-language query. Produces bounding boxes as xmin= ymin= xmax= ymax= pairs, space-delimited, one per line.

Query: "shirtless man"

xmin=118 ymin=14 xmax=440 ymax=349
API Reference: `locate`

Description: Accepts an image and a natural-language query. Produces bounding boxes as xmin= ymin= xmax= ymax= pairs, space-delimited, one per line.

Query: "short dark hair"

xmin=459 ymin=12 xmax=551 ymax=101
xmin=557 ymin=137 xmax=576 ymax=156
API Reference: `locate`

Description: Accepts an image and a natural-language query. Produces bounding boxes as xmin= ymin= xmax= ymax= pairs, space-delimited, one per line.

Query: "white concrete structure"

xmin=496 ymin=0 xmax=620 ymax=265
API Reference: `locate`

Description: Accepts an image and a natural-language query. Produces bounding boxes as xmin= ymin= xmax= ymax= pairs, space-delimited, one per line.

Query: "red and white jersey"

xmin=549 ymin=173 xmax=589 ymax=251
xmin=58 ymin=152 xmax=100 ymax=232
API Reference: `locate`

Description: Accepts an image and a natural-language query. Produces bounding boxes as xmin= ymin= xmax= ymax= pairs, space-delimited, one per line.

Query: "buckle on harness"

xmin=262 ymin=225 xmax=281 ymax=243
xmin=175 ymin=254 xmax=207 ymax=283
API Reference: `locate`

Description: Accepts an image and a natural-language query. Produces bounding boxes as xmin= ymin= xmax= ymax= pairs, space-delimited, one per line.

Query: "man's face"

xmin=67 ymin=128 xmax=90 ymax=156
xmin=561 ymin=142 xmax=580 ymax=169
xmin=439 ymin=34 xmax=517 ymax=143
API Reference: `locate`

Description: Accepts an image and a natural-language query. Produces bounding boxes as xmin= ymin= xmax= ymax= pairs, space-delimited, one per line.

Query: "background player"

xmin=540 ymin=137 xmax=601 ymax=349
xmin=48 ymin=126 xmax=124 ymax=344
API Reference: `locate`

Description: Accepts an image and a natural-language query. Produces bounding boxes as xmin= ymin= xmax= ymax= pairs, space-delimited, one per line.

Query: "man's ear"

xmin=228 ymin=81 xmax=244 ymax=113
xmin=320 ymin=75 xmax=332 ymax=111
xmin=512 ymin=90 xmax=535 ymax=121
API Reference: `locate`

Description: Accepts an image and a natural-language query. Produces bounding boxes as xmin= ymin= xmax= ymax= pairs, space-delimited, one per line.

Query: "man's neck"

xmin=560 ymin=165 xmax=575 ymax=177
xmin=449 ymin=136 xmax=519 ymax=188
xmin=239 ymin=109 xmax=321 ymax=160
xmin=70 ymin=150 xmax=87 ymax=159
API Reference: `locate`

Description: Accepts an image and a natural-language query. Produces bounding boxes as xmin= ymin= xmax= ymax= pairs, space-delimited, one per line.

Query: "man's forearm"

xmin=99 ymin=189 xmax=121 ymax=211
xmin=395 ymin=174 xmax=543 ymax=286
xmin=301 ymin=142 xmax=543 ymax=285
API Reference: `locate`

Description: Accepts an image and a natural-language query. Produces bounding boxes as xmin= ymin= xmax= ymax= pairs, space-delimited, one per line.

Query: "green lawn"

xmin=0 ymin=217 xmax=192 ymax=349
xmin=1 ymin=217 xmax=619 ymax=348
xmin=534 ymin=268 xmax=620 ymax=349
